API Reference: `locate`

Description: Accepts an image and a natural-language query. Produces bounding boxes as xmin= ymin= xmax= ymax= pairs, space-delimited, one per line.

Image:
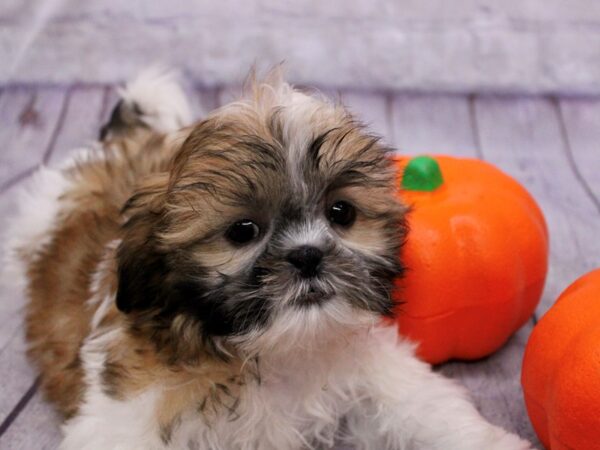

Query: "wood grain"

xmin=47 ymin=86 xmax=221 ymax=167
xmin=557 ymin=98 xmax=600 ymax=210
xmin=0 ymin=85 xmax=104 ymax=441
xmin=0 ymin=178 xmax=40 ymax=430
xmin=0 ymin=87 xmax=68 ymax=191
xmin=473 ymin=96 xmax=600 ymax=316
xmin=0 ymin=182 xmax=27 ymax=352
xmin=438 ymin=324 xmax=539 ymax=447
xmin=339 ymin=91 xmax=392 ymax=144
xmin=47 ymin=86 xmax=107 ymax=165
xmin=0 ymin=324 xmax=37 ymax=428
xmin=390 ymin=94 xmax=480 ymax=157
xmin=0 ymin=390 xmax=62 ymax=450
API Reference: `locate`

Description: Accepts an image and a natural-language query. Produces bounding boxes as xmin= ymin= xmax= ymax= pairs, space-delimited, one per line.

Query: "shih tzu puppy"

xmin=6 ymin=68 xmax=532 ymax=450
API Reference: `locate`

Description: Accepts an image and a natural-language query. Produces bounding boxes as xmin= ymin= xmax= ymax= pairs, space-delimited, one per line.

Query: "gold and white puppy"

xmin=6 ymin=68 xmax=532 ymax=450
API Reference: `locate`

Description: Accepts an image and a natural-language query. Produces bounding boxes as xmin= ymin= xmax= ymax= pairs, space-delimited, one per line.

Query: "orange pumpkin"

xmin=392 ymin=155 xmax=548 ymax=364
xmin=522 ymin=269 xmax=600 ymax=450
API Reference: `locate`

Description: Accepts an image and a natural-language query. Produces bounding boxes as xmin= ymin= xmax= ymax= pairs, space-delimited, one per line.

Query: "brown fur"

xmin=22 ymin=129 xmax=188 ymax=416
xmin=21 ymin=121 xmax=272 ymax=418
xmin=19 ymin=80 xmax=406 ymax=424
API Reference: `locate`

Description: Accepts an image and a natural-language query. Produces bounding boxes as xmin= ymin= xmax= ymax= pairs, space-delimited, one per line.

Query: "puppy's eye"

xmin=226 ymin=220 xmax=260 ymax=244
xmin=328 ymin=201 xmax=356 ymax=227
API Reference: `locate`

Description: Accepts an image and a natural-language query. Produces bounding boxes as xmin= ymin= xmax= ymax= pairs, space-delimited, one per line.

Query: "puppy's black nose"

xmin=287 ymin=246 xmax=323 ymax=278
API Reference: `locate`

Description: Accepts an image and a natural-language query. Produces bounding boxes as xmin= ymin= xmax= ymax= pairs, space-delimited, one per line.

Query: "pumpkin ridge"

xmin=393 ymin=154 xmax=548 ymax=363
xmin=398 ymin=298 xmax=527 ymax=320
xmin=522 ymin=269 xmax=600 ymax=450
xmin=398 ymin=275 xmax=545 ymax=320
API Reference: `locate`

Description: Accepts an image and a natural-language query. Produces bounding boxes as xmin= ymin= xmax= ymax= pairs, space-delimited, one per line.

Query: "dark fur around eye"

xmin=116 ymin=239 xmax=272 ymax=361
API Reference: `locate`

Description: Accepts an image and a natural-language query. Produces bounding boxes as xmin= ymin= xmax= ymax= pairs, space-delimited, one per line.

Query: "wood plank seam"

xmin=383 ymin=92 xmax=395 ymax=145
xmin=41 ymin=86 xmax=73 ymax=164
xmin=0 ymin=89 xmax=70 ymax=193
xmin=99 ymin=85 xmax=115 ymax=127
xmin=0 ymin=166 xmax=37 ymax=194
xmin=0 ymin=85 xmax=110 ymax=439
xmin=467 ymin=94 xmax=484 ymax=159
xmin=0 ymin=378 xmax=39 ymax=438
xmin=554 ymin=96 xmax=600 ymax=215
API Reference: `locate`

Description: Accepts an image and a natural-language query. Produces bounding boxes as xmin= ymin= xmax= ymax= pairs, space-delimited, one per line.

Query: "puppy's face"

xmin=117 ymin=82 xmax=406 ymax=360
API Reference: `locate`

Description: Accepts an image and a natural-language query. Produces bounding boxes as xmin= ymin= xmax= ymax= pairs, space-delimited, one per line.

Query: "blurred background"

xmin=1 ymin=1 xmax=600 ymax=449
xmin=3 ymin=0 xmax=600 ymax=94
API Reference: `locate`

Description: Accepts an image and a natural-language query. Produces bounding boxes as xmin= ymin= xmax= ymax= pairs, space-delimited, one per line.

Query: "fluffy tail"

xmin=100 ymin=67 xmax=193 ymax=139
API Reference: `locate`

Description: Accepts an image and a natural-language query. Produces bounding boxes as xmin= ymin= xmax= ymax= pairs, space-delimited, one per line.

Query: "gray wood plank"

xmin=557 ymin=97 xmax=600 ymax=210
xmin=390 ymin=94 xmax=480 ymax=157
xmin=99 ymin=86 xmax=120 ymax=125
xmin=0 ymin=83 xmax=79 ymax=431
xmin=0 ymin=182 xmax=25 ymax=351
xmin=0 ymin=178 xmax=39 ymax=428
xmin=0 ymin=89 xmax=112 ymax=438
xmin=191 ymin=87 xmax=219 ymax=120
xmin=48 ymin=85 xmax=219 ymax=166
xmin=0 ymin=390 xmax=61 ymax=450
xmin=0 ymin=87 xmax=68 ymax=190
xmin=48 ymin=86 xmax=106 ymax=165
xmin=0 ymin=322 xmax=37 ymax=428
xmin=439 ymin=324 xmax=540 ymax=448
xmin=473 ymin=96 xmax=600 ymax=315
xmin=339 ymin=91 xmax=392 ymax=144
xmin=216 ymin=85 xmax=242 ymax=108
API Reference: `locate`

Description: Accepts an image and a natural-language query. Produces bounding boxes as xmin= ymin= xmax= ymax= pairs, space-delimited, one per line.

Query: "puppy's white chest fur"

xmin=60 ymin=322 xmax=529 ymax=450
xmin=204 ymin=369 xmax=345 ymax=449
xmin=62 ymin=325 xmax=374 ymax=450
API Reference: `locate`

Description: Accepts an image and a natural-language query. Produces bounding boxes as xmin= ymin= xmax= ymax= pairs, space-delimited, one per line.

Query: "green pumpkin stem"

xmin=401 ymin=155 xmax=444 ymax=192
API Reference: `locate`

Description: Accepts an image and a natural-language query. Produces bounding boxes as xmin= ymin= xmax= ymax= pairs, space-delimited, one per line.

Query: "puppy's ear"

xmin=116 ymin=231 xmax=168 ymax=314
xmin=116 ymin=176 xmax=170 ymax=313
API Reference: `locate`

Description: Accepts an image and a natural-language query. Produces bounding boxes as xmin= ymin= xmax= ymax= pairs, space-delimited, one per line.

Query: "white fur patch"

xmin=56 ymin=144 xmax=105 ymax=170
xmin=61 ymin=328 xmax=166 ymax=450
xmin=87 ymin=239 xmax=120 ymax=330
xmin=278 ymin=91 xmax=329 ymax=190
xmin=277 ymin=218 xmax=330 ymax=250
xmin=3 ymin=167 xmax=72 ymax=288
xmin=119 ymin=67 xmax=193 ymax=133
xmin=61 ymin=323 xmax=532 ymax=450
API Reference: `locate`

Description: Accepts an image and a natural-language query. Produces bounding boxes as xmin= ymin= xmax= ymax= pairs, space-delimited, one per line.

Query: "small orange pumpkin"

xmin=522 ymin=269 xmax=600 ymax=450
xmin=391 ymin=155 xmax=549 ymax=364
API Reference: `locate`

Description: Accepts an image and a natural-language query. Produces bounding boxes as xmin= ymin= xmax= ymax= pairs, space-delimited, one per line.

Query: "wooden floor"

xmin=1 ymin=84 xmax=600 ymax=449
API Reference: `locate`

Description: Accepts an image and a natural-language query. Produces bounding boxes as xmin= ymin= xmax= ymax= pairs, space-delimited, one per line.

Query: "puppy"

xmin=6 ymin=68 xmax=532 ymax=450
